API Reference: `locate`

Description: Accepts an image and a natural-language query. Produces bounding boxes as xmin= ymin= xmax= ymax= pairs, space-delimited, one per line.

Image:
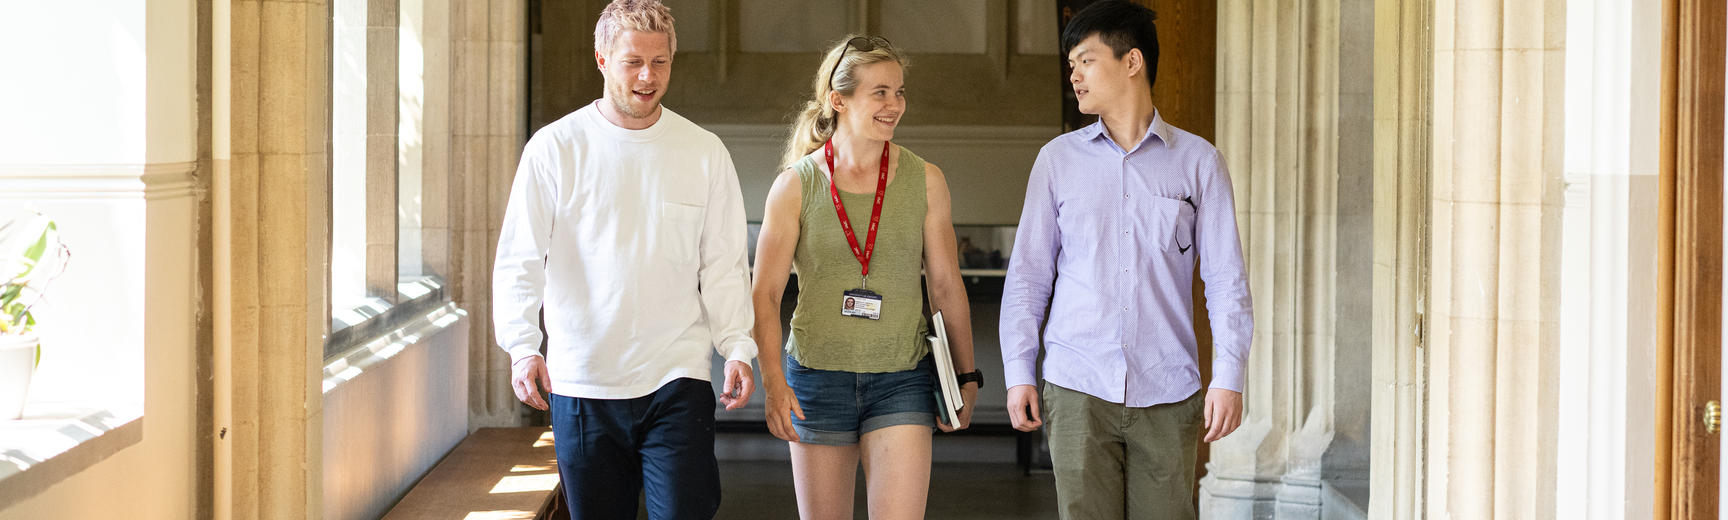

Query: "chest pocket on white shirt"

xmin=658 ymin=201 xmax=705 ymax=262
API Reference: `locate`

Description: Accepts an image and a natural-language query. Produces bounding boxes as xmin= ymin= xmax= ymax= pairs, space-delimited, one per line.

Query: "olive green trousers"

xmin=1043 ymin=382 xmax=1205 ymax=520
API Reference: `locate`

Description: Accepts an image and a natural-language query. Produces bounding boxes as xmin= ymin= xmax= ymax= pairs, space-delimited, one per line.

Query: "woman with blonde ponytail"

xmin=751 ymin=35 xmax=982 ymax=519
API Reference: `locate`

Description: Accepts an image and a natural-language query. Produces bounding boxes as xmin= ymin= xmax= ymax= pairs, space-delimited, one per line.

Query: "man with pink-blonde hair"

xmin=492 ymin=1 xmax=757 ymax=517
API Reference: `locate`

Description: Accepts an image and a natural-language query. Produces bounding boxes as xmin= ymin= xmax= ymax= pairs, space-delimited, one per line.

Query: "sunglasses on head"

xmin=829 ymin=36 xmax=893 ymax=90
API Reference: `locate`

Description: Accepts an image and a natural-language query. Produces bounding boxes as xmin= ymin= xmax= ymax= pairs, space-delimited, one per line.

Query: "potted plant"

xmin=0 ymin=213 xmax=70 ymax=420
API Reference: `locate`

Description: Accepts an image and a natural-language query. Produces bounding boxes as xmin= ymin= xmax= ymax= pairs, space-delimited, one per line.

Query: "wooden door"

xmin=1056 ymin=0 xmax=1216 ymax=141
xmin=1658 ymin=0 xmax=1724 ymax=516
xmin=1135 ymin=0 xmax=1217 ymax=495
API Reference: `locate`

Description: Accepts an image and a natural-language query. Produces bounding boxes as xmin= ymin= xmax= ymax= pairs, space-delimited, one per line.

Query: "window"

xmin=399 ymin=0 xmax=426 ymax=281
xmin=327 ymin=0 xmax=452 ymax=359
xmin=332 ymin=0 xmax=370 ymax=317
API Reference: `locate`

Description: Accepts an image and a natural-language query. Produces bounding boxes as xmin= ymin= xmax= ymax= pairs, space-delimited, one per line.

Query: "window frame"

xmin=325 ymin=0 xmax=453 ymax=360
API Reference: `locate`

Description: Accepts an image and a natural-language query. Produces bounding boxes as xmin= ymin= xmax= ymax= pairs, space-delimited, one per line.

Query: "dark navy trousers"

xmin=550 ymin=378 xmax=721 ymax=520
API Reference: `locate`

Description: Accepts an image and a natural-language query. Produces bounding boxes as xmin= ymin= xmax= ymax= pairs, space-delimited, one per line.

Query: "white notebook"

xmin=928 ymin=311 xmax=962 ymax=426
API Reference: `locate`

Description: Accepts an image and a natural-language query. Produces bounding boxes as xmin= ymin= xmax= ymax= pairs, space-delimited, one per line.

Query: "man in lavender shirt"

xmin=1000 ymin=2 xmax=1251 ymax=518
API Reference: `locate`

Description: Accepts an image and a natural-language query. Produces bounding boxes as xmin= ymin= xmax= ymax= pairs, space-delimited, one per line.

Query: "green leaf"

xmin=3 ymin=301 xmax=22 ymax=331
xmin=12 ymin=222 xmax=50 ymax=282
xmin=33 ymin=343 xmax=39 ymax=369
xmin=0 ymin=216 xmax=59 ymax=335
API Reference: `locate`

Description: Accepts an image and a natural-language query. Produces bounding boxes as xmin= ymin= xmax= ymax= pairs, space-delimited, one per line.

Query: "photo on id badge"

xmin=841 ymin=288 xmax=883 ymax=320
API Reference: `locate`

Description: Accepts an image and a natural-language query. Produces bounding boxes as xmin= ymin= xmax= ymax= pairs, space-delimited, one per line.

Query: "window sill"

xmin=323 ymin=300 xmax=467 ymax=394
xmin=327 ymin=277 xmax=447 ymax=359
xmin=0 ymin=401 xmax=143 ymax=507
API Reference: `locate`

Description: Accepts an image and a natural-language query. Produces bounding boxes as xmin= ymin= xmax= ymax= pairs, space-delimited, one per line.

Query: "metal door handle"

xmin=1706 ymin=401 xmax=1721 ymax=434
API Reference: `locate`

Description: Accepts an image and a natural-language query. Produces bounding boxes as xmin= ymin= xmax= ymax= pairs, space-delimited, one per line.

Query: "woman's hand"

xmin=764 ymin=380 xmax=806 ymax=443
xmin=938 ymin=383 xmax=980 ymax=432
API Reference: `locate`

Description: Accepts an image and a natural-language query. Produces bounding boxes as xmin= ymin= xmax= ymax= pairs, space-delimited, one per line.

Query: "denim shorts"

xmin=781 ymin=354 xmax=937 ymax=446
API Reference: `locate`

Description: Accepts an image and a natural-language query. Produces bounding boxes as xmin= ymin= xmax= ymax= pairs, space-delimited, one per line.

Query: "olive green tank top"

xmin=786 ymin=145 xmax=930 ymax=373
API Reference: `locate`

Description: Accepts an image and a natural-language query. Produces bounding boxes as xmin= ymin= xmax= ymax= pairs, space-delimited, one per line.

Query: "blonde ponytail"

xmin=781 ymin=98 xmax=837 ymax=169
xmin=781 ymin=35 xmax=908 ymax=169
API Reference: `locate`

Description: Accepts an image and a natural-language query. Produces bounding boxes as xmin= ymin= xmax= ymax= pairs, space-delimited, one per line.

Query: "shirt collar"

xmin=1083 ymin=109 xmax=1171 ymax=153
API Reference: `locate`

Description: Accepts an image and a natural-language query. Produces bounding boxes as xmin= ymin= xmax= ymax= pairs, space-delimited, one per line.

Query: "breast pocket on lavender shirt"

xmin=1135 ymin=195 xmax=1184 ymax=253
xmin=1173 ymin=200 xmax=1196 ymax=255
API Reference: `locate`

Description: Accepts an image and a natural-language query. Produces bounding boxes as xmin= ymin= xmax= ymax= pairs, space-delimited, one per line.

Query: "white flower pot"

xmin=0 ymin=333 xmax=38 ymax=420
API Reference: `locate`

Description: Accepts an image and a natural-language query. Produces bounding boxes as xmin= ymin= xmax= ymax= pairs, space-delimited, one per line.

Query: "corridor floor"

xmin=715 ymin=460 xmax=1059 ymax=519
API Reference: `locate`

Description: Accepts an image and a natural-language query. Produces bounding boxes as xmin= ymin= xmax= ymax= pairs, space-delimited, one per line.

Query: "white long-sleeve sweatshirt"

xmin=492 ymin=101 xmax=758 ymax=399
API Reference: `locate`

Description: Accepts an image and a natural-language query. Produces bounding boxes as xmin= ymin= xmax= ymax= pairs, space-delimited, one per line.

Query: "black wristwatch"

xmin=957 ymin=370 xmax=984 ymax=389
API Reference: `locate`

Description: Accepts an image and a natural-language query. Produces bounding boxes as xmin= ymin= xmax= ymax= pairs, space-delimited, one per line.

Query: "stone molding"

xmin=0 ymin=162 xmax=200 ymax=200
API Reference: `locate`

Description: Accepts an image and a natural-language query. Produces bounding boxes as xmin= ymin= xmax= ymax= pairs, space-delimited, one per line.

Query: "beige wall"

xmin=0 ymin=1 xmax=150 ymax=164
xmin=529 ymin=0 xmax=1061 ymax=132
xmin=149 ymin=0 xmax=200 ymax=165
xmin=323 ymin=317 xmax=470 ymax=520
xmin=0 ymin=194 xmax=199 ymax=520
xmin=1554 ymin=0 xmax=1664 ymax=516
xmin=0 ymin=0 xmax=202 ymax=516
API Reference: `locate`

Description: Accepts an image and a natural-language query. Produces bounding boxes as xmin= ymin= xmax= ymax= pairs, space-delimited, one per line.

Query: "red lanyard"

xmin=823 ymin=139 xmax=891 ymax=280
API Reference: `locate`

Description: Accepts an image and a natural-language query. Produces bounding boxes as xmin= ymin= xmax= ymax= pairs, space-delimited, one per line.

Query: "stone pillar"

xmin=215 ymin=0 xmax=332 ymax=517
xmin=1367 ymin=0 xmax=1430 ymax=518
xmin=1322 ymin=0 xmax=1376 ymax=514
xmin=1320 ymin=0 xmax=1375 ymax=504
xmin=365 ymin=0 xmax=401 ymax=299
xmin=419 ymin=0 xmax=451 ymax=284
xmin=1426 ymin=0 xmax=1566 ymax=517
xmin=1204 ymin=0 xmax=1371 ymax=517
xmin=452 ymin=0 xmax=528 ymax=428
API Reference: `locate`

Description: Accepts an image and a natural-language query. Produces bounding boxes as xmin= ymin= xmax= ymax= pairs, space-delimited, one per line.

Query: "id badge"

xmin=840 ymin=289 xmax=884 ymax=320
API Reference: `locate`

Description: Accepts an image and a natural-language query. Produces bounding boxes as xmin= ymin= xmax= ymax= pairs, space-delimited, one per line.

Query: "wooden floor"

xmin=383 ymin=427 xmax=561 ymax=520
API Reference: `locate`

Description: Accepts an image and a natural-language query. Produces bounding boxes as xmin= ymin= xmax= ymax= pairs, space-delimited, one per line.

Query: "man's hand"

xmin=511 ymin=355 xmax=552 ymax=411
xmin=938 ymin=383 xmax=980 ymax=432
xmin=719 ymin=360 xmax=755 ymax=410
xmin=1203 ymin=388 xmax=1244 ymax=442
xmin=1007 ymin=384 xmax=1043 ymax=432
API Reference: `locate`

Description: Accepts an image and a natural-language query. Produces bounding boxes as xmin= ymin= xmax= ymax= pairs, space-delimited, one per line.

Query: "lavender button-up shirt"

xmin=1001 ymin=112 xmax=1252 ymax=407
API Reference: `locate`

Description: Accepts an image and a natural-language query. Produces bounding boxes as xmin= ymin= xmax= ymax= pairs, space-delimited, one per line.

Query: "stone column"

xmin=1324 ymin=0 xmax=1376 ymax=512
xmin=419 ymin=0 xmax=452 ymax=285
xmin=215 ymin=0 xmax=332 ymax=517
xmin=1426 ymin=0 xmax=1565 ymax=517
xmin=453 ymin=0 xmax=528 ymax=428
xmin=1367 ymin=0 xmax=1430 ymax=518
xmin=1204 ymin=0 xmax=1368 ymax=517
xmin=365 ymin=0 xmax=400 ymax=299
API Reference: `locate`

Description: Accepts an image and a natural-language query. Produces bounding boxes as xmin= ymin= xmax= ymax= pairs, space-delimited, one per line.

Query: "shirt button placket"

xmin=1120 ymin=157 xmax=1132 ymax=359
